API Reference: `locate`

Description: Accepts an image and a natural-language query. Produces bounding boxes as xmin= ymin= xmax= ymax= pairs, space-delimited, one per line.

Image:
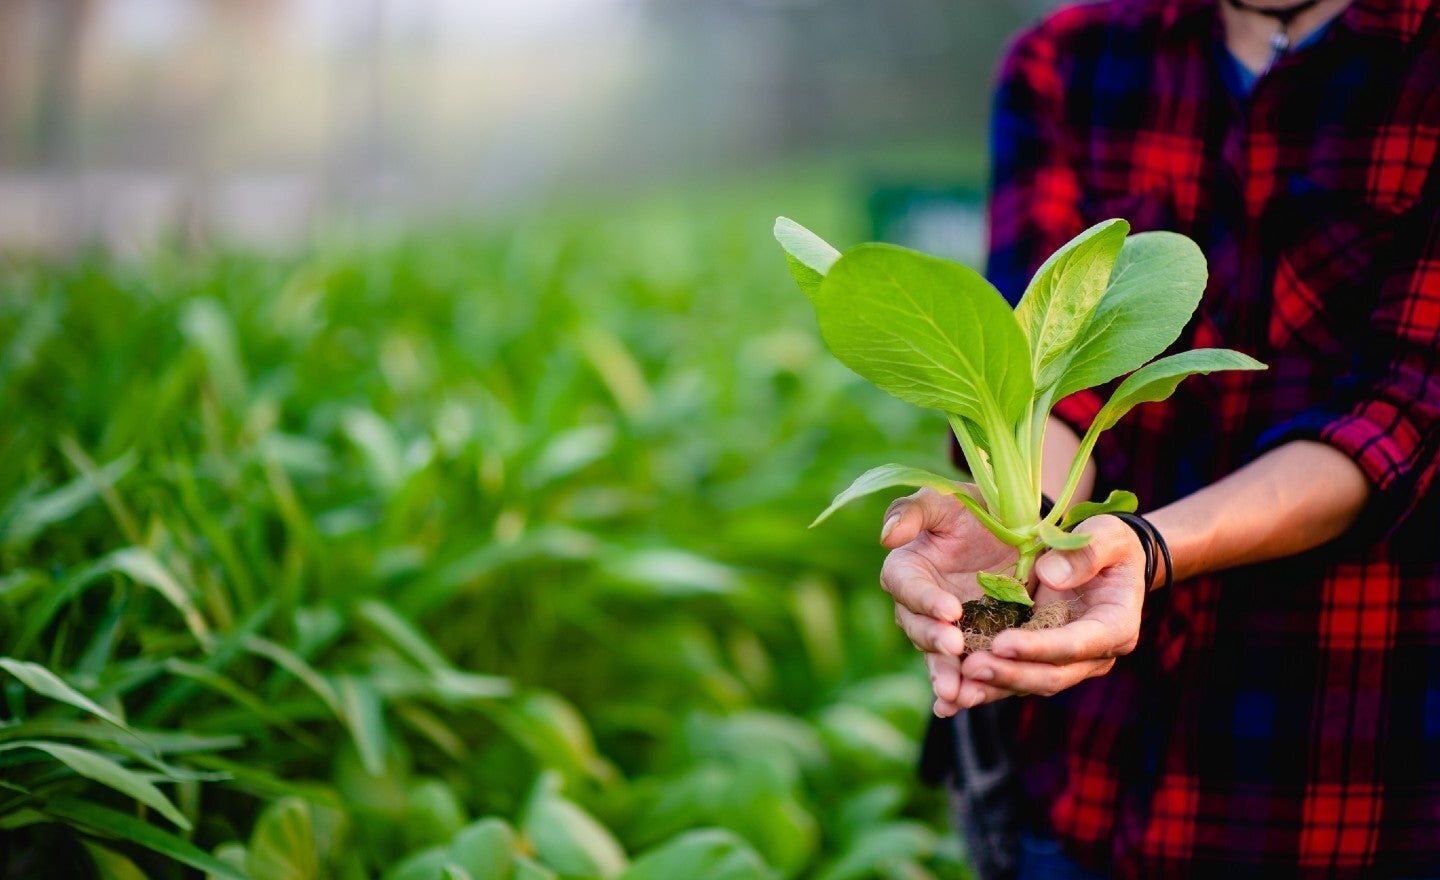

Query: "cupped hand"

xmin=878 ymin=487 xmax=1019 ymax=716
xmin=955 ymin=514 xmax=1147 ymax=709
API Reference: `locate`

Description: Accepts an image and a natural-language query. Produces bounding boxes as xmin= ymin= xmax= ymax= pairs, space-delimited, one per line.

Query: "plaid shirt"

xmin=983 ymin=1 xmax=1440 ymax=876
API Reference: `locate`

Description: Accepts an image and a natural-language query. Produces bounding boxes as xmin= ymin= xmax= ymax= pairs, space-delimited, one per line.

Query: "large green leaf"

xmin=42 ymin=798 xmax=246 ymax=879
xmin=1054 ymin=231 xmax=1210 ymax=398
xmin=0 ymin=741 xmax=190 ymax=829
xmin=812 ymin=243 xmax=1033 ymax=424
xmin=1092 ymin=348 xmax=1267 ymax=434
xmin=774 ymin=217 xmax=841 ymax=296
xmin=1015 ymin=219 xmax=1129 ymax=394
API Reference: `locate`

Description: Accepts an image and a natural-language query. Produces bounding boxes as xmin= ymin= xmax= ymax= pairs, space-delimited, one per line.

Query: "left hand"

xmin=954 ymin=514 xmax=1149 ymax=708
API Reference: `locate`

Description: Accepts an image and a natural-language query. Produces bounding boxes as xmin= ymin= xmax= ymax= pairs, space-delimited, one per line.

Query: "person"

xmin=879 ymin=0 xmax=1440 ymax=877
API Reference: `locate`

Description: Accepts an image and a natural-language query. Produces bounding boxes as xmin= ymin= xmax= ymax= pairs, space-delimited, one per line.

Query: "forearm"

xmin=1041 ymin=416 xmax=1095 ymax=507
xmin=1144 ymin=440 xmax=1370 ymax=586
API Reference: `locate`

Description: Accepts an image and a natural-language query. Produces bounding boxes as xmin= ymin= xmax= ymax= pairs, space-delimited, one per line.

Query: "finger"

xmin=897 ymin=605 xmax=966 ymax=655
xmin=880 ymin=555 xmax=964 ymax=621
xmin=990 ymin=618 xmax=1125 ymax=663
xmin=955 ymin=679 xmax=1015 ymax=709
xmin=962 ymin=652 xmax=1115 ymax=697
xmin=1033 ymin=515 xmax=1138 ymax=592
xmin=880 ymin=487 xmax=972 ymax=548
xmin=925 ymin=652 xmax=963 ymax=704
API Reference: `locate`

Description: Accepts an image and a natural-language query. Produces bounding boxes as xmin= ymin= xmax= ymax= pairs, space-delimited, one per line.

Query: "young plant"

xmin=776 ymin=216 xmax=1265 ymax=609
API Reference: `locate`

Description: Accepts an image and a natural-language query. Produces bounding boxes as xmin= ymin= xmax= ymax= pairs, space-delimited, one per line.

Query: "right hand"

xmin=879 ymin=487 xmax=1019 ymax=716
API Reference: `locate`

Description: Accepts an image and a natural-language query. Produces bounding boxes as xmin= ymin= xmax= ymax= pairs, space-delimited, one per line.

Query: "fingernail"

xmin=880 ymin=514 xmax=900 ymax=543
xmin=962 ymin=686 xmax=983 ymax=708
xmin=1037 ymin=554 xmax=1073 ymax=585
xmin=973 ymin=666 xmax=994 ymax=682
xmin=993 ymin=638 xmax=1017 ymax=659
xmin=945 ymin=630 xmax=966 ymax=655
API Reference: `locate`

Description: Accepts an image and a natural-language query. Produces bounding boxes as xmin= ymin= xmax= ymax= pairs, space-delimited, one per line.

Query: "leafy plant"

xmin=776 ymin=216 xmax=1266 ymax=605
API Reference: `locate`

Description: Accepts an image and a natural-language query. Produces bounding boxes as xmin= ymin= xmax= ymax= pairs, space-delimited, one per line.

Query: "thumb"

xmin=879 ymin=487 xmax=971 ymax=548
xmin=1034 ymin=518 xmax=1123 ymax=590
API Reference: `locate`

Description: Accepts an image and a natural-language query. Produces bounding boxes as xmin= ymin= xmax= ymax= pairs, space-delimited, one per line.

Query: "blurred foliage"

xmin=0 ymin=164 xmax=976 ymax=878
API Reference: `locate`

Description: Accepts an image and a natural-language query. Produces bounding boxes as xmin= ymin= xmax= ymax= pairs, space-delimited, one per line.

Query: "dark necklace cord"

xmin=1225 ymin=0 xmax=1325 ymax=60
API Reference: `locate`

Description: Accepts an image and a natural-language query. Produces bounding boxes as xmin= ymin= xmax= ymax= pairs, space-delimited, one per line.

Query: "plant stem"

xmin=1044 ymin=422 xmax=1102 ymax=526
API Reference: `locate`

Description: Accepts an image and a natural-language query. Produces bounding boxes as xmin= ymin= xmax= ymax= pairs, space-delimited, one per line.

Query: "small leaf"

xmin=975 ymin=572 xmax=1033 ymax=607
xmin=620 ymin=829 xmax=777 ymax=880
xmin=810 ymin=464 xmax=963 ymax=528
xmin=108 ymin=548 xmax=212 ymax=648
xmin=774 ymin=217 xmax=841 ymax=296
xmin=522 ymin=774 xmax=627 ymax=878
xmin=246 ymin=797 xmax=320 ymax=880
xmin=1060 ymin=490 xmax=1138 ymax=529
xmin=42 ymin=798 xmax=246 ymax=879
xmin=0 ymin=741 xmax=190 ymax=829
xmin=82 ymin=841 xmax=151 ymax=880
xmin=1093 ymin=349 xmax=1267 ymax=434
xmin=334 ymin=675 xmax=388 ymax=776
xmin=0 ymin=658 xmax=128 ymax=731
xmin=1036 ymin=521 xmax=1092 ymax=550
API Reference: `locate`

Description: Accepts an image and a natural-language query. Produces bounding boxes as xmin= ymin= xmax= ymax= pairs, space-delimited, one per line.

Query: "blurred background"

xmin=0 ymin=1 xmax=1063 ymax=878
xmin=0 ymin=0 xmax=1051 ymax=254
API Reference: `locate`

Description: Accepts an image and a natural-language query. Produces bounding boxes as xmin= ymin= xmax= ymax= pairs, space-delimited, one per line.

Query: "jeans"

xmin=1015 ymin=832 xmax=1109 ymax=880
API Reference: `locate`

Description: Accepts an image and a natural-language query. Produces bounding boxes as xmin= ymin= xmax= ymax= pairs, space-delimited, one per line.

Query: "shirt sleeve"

xmin=985 ymin=20 xmax=1122 ymax=494
xmin=1254 ymin=202 xmax=1440 ymax=537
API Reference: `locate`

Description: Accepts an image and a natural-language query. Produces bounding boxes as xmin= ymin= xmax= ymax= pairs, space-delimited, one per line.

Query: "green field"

xmin=0 ymin=162 xmax=979 ymax=879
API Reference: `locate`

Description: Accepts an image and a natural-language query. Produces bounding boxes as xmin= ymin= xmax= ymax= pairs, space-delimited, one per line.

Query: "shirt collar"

xmin=1160 ymin=0 xmax=1432 ymax=46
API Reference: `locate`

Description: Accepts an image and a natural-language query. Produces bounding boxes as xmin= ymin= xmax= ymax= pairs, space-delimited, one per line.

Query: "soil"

xmin=959 ymin=595 xmax=1077 ymax=654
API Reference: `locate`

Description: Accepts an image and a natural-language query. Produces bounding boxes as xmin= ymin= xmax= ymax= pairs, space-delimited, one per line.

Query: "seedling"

xmin=776 ymin=216 xmax=1264 ymax=615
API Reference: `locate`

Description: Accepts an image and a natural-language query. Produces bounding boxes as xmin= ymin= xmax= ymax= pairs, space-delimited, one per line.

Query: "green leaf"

xmin=0 ymin=658 xmax=128 ymax=732
xmin=522 ymin=774 xmax=627 ymax=878
xmin=774 ymin=217 xmax=841 ymax=296
xmin=82 ymin=841 xmax=150 ymax=880
xmin=1036 ymin=521 xmax=1092 ymax=550
xmin=108 ymin=548 xmax=212 ymax=649
xmin=1092 ymin=349 xmax=1267 ymax=434
xmin=812 ymin=243 xmax=1033 ymax=424
xmin=1060 ymin=490 xmax=1138 ymax=529
xmin=247 ymin=797 xmax=321 ymax=880
xmin=42 ymin=797 xmax=245 ymax=879
xmin=1054 ymin=231 xmax=1210 ymax=398
xmin=1015 ymin=218 xmax=1130 ymax=395
xmin=334 ymin=675 xmax=388 ymax=776
xmin=448 ymin=818 xmax=516 ymax=880
xmin=621 ymin=829 xmax=777 ymax=880
xmin=814 ymin=821 xmax=937 ymax=880
xmin=0 ymin=741 xmax=190 ymax=829
xmin=809 ymin=464 xmax=963 ymax=528
xmin=975 ymin=572 xmax=1033 ymax=607
xmin=810 ymin=464 xmax=1027 ymax=546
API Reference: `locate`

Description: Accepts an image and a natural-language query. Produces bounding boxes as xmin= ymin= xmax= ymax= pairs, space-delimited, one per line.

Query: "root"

xmin=958 ymin=598 xmax=1080 ymax=655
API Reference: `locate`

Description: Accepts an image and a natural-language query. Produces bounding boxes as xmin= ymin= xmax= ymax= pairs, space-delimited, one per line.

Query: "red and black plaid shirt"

xmin=985 ymin=1 xmax=1440 ymax=876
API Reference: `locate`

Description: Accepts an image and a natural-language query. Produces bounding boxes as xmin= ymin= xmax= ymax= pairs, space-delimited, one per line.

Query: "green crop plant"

xmin=777 ymin=216 xmax=1266 ymax=608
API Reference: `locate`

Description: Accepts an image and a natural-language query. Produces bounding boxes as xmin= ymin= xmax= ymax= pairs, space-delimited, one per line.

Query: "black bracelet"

xmin=1113 ymin=512 xmax=1172 ymax=592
